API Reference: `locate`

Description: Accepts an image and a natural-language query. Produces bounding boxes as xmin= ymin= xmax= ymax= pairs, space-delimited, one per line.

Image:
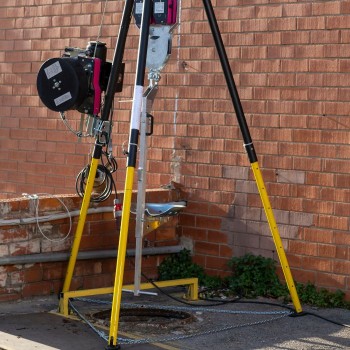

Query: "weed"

xmin=157 ymin=249 xmax=350 ymax=309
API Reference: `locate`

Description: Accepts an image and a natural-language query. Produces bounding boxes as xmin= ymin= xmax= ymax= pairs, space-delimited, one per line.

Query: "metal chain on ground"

xmin=68 ymin=299 xmax=109 ymax=342
xmin=116 ymin=312 xmax=291 ymax=345
xmin=68 ymin=298 xmax=293 ymax=345
xmin=74 ymin=297 xmax=291 ymax=315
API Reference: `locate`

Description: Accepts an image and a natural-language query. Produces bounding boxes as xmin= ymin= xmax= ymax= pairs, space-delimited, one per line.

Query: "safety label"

xmin=154 ymin=2 xmax=165 ymax=13
xmin=134 ymin=2 xmax=142 ymax=14
xmin=44 ymin=61 xmax=62 ymax=80
xmin=54 ymin=92 xmax=72 ymax=106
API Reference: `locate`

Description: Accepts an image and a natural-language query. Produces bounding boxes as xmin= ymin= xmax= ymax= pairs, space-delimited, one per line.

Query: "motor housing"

xmin=36 ymin=41 xmax=119 ymax=115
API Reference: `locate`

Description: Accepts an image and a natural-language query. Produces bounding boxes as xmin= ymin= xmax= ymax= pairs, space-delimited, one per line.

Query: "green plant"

xmin=227 ymin=253 xmax=288 ymax=298
xmin=296 ymin=282 xmax=349 ymax=309
xmin=158 ymin=249 xmax=207 ymax=284
xmin=158 ymin=250 xmax=350 ymax=309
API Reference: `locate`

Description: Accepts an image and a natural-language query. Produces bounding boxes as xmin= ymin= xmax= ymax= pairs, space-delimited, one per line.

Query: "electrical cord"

xmin=22 ymin=193 xmax=72 ymax=243
xmin=303 ymin=311 xmax=350 ymax=328
xmin=122 ymin=208 xmax=350 ymax=326
xmin=135 ymin=264 xmax=350 ymax=327
xmin=143 ymin=272 xmax=350 ymax=327
xmin=75 ymin=150 xmax=117 ymax=202
xmin=139 ymin=267 xmax=242 ymax=308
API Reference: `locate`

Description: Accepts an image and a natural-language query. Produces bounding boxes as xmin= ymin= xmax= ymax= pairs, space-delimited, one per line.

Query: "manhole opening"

xmin=92 ymin=307 xmax=195 ymax=329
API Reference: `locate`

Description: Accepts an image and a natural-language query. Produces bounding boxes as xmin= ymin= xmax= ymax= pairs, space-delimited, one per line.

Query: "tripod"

xmin=58 ymin=0 xmax=303 ymax=348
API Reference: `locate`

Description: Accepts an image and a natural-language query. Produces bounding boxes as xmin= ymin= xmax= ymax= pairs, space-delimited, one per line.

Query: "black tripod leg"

xmin=202 ymin=0 xmax=257 ymax=162
xmin=100 ymin=0 xmax=135 ymax=123
xmin=202 ymin=0 xmax=303 ymax=313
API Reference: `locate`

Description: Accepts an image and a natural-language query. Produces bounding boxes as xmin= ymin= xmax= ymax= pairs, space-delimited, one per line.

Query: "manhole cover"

xmin=92 ymin=307 xmax=195 ymax=330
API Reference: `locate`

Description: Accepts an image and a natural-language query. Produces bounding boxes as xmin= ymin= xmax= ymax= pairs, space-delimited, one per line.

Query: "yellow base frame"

xmin=59 ymin=277 xmax=198 ymax=317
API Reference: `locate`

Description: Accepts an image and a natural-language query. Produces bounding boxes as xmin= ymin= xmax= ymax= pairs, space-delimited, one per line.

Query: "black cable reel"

xmin=37 ymin=41 xmax=114 ymax=114
xmin=36 ymin=41 xmax=124 ymax=201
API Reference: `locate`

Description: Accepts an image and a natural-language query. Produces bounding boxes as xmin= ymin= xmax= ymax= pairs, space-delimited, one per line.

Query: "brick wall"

xmin=0 ymin=189 xmax=179 ymax=301
xmin=1 ymin=0 xmax=349 ymax=299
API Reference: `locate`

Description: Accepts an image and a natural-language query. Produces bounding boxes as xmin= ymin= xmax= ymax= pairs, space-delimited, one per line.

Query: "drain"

xmin=92 ymin=306 xmax=195 ymax=330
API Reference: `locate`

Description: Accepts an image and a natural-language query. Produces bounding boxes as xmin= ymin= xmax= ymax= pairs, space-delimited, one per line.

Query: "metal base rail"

xmin=60 ymin=277 xmax=198 ymax=316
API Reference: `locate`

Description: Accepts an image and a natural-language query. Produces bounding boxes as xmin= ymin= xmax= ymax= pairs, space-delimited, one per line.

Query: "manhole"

xmin=92 ymin=306 xmax=195 ymax=331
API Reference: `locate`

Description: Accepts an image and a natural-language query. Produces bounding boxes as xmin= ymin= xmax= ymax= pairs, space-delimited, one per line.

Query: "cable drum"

xmin=37 ymin=57 xmax=89 ymax=112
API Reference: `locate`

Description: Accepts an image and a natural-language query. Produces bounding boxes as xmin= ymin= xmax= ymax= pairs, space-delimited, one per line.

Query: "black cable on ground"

xmin=124 ymin=231 xmax=350 ymax=327
xmin=139 ymin=270 xmax=350 ymax=328
xmin=140 ymin=271 xmax=253 ymax=308
xmin=304 ymin=311 xmax=350 ymax=328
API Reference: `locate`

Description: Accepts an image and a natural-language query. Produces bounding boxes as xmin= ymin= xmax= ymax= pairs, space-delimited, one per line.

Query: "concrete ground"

xmin=0 ymin=291 xmax=349 ymax=350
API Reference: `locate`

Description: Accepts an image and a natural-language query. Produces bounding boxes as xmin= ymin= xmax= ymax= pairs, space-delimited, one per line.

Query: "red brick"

xmin=196 ymin=216 xmax=222 ymax=230
xmin=333 ymin=260 xmax=350 ymax=275
xmin=303 ymin=228 xmax=333 ymax=243
xmin=289 ymin=240 xmax=318 ymax=256
xmin=22 ymin=281 xmax=53 ymax=297
xmin=194 ymin=241 xmax=220 ymax=256
xmin=205 ymin=256 xmax=230 ymax=271
xmin=334 ymin=246 xmax=348 ymax=260
xmin=281 ymin=31 xmax=310 ymax=44
xmin=298 ymin=17 xmax=325 ymax=30
xmin=334 ymin=232 xmax=350 ymax=245
xmin=318 ymin=244 xmax=336 ymax=258
xmin=23 ymin=267 xmax=43 ymax=283
xmin=313 ymin=2 xmax=341 ymax=15
xmin=301 ymin=256 xmax=333 ymax=272
xmin=316 ymin=272 xmax=345 ymax=290
xmin=306 ymin=172 xmax=335 ymax=187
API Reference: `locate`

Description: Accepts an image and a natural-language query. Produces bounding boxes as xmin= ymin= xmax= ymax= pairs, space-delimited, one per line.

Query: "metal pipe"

xmin=0 ymin=245 xmax=184 ymax=266
xmin=0 ymin=207 xmax=113 ymax=227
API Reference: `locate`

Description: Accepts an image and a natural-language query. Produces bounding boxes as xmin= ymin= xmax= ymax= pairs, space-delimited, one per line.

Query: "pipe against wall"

xmin=0 ymin=245 xmax=184 ymax=266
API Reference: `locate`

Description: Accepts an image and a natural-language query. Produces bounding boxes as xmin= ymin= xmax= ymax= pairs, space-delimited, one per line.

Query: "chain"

xmin=121 ymin=302 xmax=290 ymax=316
xmin=69 ymin=298 xmax=292 ymax=345
xmin=117 ymin=313 xmax=291 ymax=345
xmin=74 ymin=297 xmax=290 ymax=315
xmin=68 ymin=299 xmax=109 ymax=342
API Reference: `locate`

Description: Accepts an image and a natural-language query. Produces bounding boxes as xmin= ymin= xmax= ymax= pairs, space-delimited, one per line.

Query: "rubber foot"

xmin=289 ymin=311 xmax=307 ymax=318
xmin=105 ymin=345 xmax=121 ymax=350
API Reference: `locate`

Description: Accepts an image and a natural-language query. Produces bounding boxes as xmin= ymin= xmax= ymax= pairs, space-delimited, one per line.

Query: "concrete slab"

xmin=0 ymin=293 xmax=349 ymax=350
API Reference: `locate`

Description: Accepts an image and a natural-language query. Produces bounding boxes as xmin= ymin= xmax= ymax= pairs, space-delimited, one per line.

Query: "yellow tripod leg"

xmin=251 ymin=161 xmax=302 ymax=313
xmin=59 ymin=157 xmax=99 ymax=314
xmin=108 ymin=166 xmax=134 ymax=347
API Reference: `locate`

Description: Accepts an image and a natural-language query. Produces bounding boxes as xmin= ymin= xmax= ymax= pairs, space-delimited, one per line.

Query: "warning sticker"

xmin=54 ymin=92 xmax=72 ymax=106
xmin=154 ymin=2 xmax=165 ymax=14
xmin=44 ymin=61 xmax=62 ymax=80
xmin=135 ymin=2 xmax=143 ymax=14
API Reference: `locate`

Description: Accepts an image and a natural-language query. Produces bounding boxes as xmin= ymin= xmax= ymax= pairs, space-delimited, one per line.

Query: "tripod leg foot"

xmin=105 ymin=345 xmax=121 ymax=350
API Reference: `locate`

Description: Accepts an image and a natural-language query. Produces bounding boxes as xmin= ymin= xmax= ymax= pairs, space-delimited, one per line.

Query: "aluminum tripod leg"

xmin=202 ymin=0 xmax=302 ymax=313
xmin=134 ymin=84 xmax=158 ymax=296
